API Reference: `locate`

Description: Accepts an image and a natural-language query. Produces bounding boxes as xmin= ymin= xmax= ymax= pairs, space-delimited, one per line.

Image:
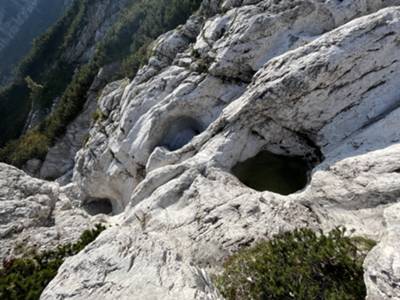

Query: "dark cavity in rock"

xmin=160 ymin=117 xmax=203 ymax=151
xmin=83 ymin=198 xmax=113 ymax=216
xmin=232 ymin=150 xmax=311 ymax=195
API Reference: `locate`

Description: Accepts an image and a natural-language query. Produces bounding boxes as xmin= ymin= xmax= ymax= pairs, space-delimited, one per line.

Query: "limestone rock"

xmin=74 ymin=0 xmax=400 ymax=212
xmin=0 ymin=163 xmax=57 ymax=240
xmin=0 ymin=163 xmax=107 ymax=262
xmin=42 ymin=2 xmax=400 ymax=300
xmin=364 ymin=203 xmax=400 ymax=299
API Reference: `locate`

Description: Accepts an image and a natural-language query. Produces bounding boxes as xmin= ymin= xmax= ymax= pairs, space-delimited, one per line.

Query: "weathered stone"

xmin=41 ymin=2 xmax=400 ymax=299
xmin=0 ymin=163 xmax=107 ymax=262
xmin=364 ymin=203 xmax=400 ymax=299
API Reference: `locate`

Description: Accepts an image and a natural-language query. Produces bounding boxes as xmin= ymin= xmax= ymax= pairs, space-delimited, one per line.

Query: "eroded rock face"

xmin=364 ymin=203 xmax=400 ymax=299
xmin=40 ymin=1 xmax=400 ymax=299
xmin=0 ymin=163 xmax=108 ymax=262
xmin=158 ymin=116 xmax=205 ymax=151
xmin=75 ymin=0 xmax=400 ymax=210
xmin=0 ymin=163 xmax=57 ymax=241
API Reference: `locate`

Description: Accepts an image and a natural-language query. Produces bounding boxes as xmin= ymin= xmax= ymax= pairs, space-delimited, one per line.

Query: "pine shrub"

xmin=215 ymin=228 xmax=376 ymax=300
xmin=0 ymin=224 xmax=106 ymax=300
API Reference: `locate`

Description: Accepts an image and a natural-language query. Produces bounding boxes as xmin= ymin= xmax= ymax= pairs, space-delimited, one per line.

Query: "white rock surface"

xmin=74 ymin=0 xmax=400 ymax=210
xmin=40 ymin=2 xmax=400 ymax=299
xmin=0 ymin=163 xmax=108 ymax=262
xmin=365 ymin=203 xmax=400 ymax=299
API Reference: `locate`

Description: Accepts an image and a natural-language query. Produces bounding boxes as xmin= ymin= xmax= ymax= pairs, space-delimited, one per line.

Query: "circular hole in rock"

xmin=232 ymin=150 xmax=311 ymax=195
xmin=83 ymin=198 xmax=113 ymax=216
xmin=159 ymin=117 xmax=203 ymax=151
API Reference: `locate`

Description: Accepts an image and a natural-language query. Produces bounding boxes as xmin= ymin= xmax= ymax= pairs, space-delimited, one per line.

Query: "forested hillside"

xmin=0 ymin=0 xmax=71 ymax=84
xmin=0 ymin=0 xmax=202 ymax=167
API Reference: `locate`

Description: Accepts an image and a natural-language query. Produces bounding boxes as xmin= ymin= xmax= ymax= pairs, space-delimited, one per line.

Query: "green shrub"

xmin=0 ymin=131 xmax=50 ymax=167
xmin=39 ymin=62 xmax=98 ymax=139
xmin=92 ymin=108 xmax=106 ymax=123
xmin=25 ymin=76 xmax=44 ymax=100
xmin=0 ymin=224 xmax=106 ymax=300
xmin=215 ymin=228 xmax=376 ymax=300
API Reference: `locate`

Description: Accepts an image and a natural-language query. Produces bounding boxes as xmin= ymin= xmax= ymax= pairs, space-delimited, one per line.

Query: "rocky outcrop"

xmin=38 ymin=1 xmax=400 ymax=299
xmin=365 ymin=203 xmax=400 ymax=299
xmin=0 ymin=162 xmax=108 ymax=262
xmin=74 ymin=0 xmax=400 ymax=210
xmin=0 ymin=163 xmax=57 ymax=242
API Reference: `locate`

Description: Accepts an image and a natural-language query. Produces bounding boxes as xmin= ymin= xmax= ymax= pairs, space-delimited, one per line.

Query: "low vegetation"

xmin=0 ymin=224 xmax=106 ymax=300
xmin=215 ymin=228 xmax=375 ymax=300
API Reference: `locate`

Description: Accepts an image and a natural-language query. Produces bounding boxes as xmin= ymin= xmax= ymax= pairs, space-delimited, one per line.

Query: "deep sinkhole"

xmin=83 ymin=198 xmax=113 ymax=216
xmin=231 ymin=150 xmax=311 ymax=195
xmin=159 ymin=116 xmax=203 ymax=151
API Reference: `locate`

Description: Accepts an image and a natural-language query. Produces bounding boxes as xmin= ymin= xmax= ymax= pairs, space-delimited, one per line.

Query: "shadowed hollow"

xmin=232 ymin=150 xmax=310 ymax=195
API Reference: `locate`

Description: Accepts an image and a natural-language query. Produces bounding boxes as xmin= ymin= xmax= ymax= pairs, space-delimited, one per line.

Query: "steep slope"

xmin=0 ymin=0 xmax=131 ymax=148
xmin=41 ymin=0 xmax=400 ymax=299
xmin=0 ymin=0 xmax=71 ymax=84
xmin=74 ymin=0 xmax=400 ymax=211
xmin=1 ymin=0 xmax=400 ymax=299
xmin=0 ymin=0 xmax=202 ymax=177
xmin=0 ymin=0 xmax=39 ymax=52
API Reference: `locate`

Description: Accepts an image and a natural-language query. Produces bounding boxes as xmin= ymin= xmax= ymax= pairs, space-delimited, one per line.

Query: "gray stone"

xmin=364 ymin=203 xmax=400 ymax=299
xmin=0 ymin=163 xmax=107 ymax=262
xmin=42 ymin=2 xmax=400 ymax=299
